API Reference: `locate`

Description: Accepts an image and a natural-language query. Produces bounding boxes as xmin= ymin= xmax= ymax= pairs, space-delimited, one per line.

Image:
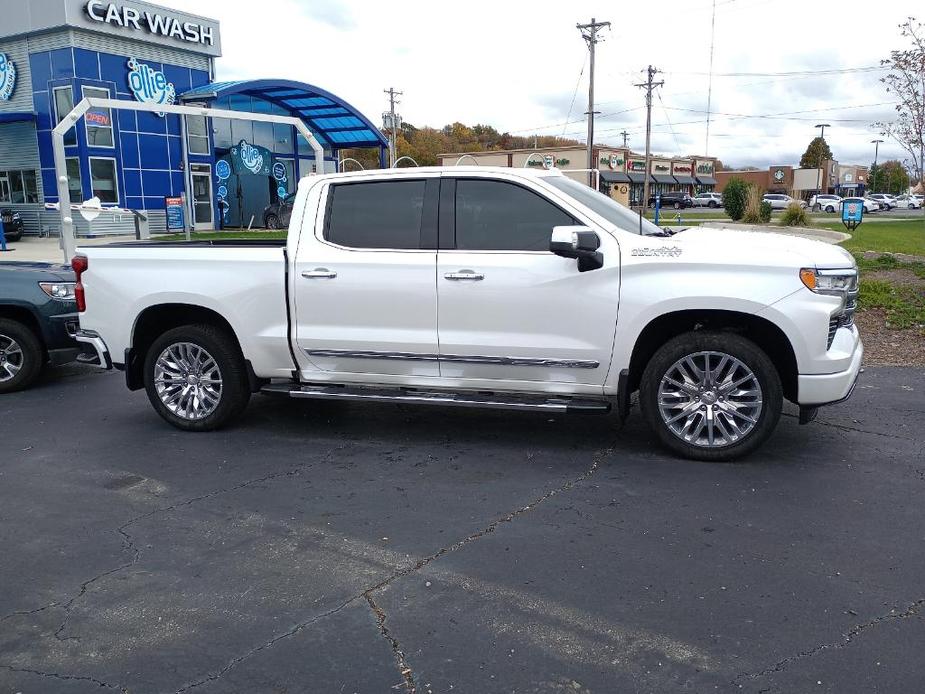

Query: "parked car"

xmin=73 ymin=167 xmax=862 ymax=462
xmin=763 ymin=194 xmax=807 ymax=210
xmin=893 ymin=194 xmax=921 ymax=209
xmin=691 ymin=192 xmax=722 ymax=208
xmin=809 ymin=194 xmax=842 ymax=213
xmin=647 ymin=191 xmax=693 ymax=209
xmin=0 ymin=262 xmax=95 ymax=392
xmin=1 ymin=209 xmax=24 ymax=242
xmin=868 ymin=194 xmax=896 ymax=210
xmin=262 ymin=193 xmax=296 ymax=229
xmin=863 ymin=196 xmax=885 ymax=211
xmin=856 ymin=197 xmax=881 ymax=213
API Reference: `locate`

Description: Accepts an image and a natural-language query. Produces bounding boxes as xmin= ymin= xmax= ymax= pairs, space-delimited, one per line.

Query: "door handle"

xmin=444 ymin=271 xmax=484 ymax=281
xmin=302 ymin=268 xmax=337 ymax=279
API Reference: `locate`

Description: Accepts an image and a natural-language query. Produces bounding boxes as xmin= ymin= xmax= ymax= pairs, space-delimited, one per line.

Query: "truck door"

xmin=293 ymin=175 xmax=440 ymax=377
xmin=436 ymin=176 xmax=619 ymax=388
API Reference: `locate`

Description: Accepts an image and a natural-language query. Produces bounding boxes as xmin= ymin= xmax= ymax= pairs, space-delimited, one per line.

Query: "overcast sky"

xmin=160 ymin=0 xmax=913 ymax=168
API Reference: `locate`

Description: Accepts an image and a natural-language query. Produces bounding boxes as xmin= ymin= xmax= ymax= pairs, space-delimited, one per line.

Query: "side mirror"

xmin=550 ymin=226 xmax=604 ymax=271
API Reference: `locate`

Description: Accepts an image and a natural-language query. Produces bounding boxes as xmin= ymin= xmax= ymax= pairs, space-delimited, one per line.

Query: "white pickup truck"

xmin=74 ymin=167 xmax=862 ymax=461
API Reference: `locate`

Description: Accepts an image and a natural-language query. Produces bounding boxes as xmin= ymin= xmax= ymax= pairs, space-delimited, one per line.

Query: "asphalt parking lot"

xmin=1 ymin=365 xmax=923 ymax=694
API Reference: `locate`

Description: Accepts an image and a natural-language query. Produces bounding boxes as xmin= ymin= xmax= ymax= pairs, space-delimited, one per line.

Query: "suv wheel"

xmin=0 ymin=319 xmax=43 ymax=393
xmin=639 ymin=331 xmax=782 ymax=461
xmin=708 ymin=200 xmax=717 ymax=208
xmin=265 ymin=213 xmax=280 ymax=230
xmin=144 ymin=324 xmax=250 ymax=431
xmin=673 ymin=202 xmax=682 ymax=209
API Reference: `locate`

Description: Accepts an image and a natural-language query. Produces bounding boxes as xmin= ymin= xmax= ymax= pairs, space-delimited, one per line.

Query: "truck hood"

xmin=0 ymin=261 xmax=75 ymax=282
xmin=671 ymin=226 xmax=855 ymax=269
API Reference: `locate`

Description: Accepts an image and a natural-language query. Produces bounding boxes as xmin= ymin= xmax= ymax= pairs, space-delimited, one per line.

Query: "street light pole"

xmin=870 ymin=138 xmax=883 ymax=193
xmin=814 ymin=123 xmax=831 ymax=195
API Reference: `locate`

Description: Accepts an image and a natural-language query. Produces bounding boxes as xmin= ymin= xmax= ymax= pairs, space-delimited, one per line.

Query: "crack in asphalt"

xmin=736 ymin=597 xmax=925 ymax=683
xmin=173 ymin=444 xmax=613 ymax=692
xmin=0 ymin=664 xmax=128 ymax=692
xmin=365 ymin=593 xmax=417 ymax=693
xmin=28 ymin=443 xmax=351 ymax=647
xmin=0 ymin=601 xmax=60 ymax=623
xmin=783 ymin=412 xmax=918 ymax=442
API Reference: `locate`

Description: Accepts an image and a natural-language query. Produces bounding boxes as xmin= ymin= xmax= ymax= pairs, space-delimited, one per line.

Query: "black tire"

xmin=673 ymin=202 xmax=682 ymax=209
xmin=638 ymin=331 xmax=782 ymax=462
xmin=143 ymin=324 xmax=250 ymax=431
xmin=6 ymin=232 xmax=22 ymax=242
xmin=708 ymin=201 xmax=717 ymax=208
xmin=265 ymin=214 xmax=280 ymax=230
xmin=0 ymin=318 xmax=44 ymax=394
xmin=825 ymin=205 xmax=835 ymax=213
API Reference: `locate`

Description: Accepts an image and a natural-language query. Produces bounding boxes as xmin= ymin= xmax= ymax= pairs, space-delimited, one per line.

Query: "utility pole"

xmin=577 ymin=17 xmax=610 ymax=186
xmin=383 ymin=87 xmax=402 ymax=167
xmin=815 ymin=123 xmax=831 ymax=194
xmin=620 ymin=130 xmax=629 ymax=148
xmin=871 ymin=138 xmax=883 ymax=193
xmin=635 ymin=65 xmax=663 ymax=224
xmin=704 ymin=0 xmax=717 ymax=155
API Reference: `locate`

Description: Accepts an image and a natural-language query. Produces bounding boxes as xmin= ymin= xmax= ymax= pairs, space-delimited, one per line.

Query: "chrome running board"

xmin=261 ymin=383 xmax=611 ymax=414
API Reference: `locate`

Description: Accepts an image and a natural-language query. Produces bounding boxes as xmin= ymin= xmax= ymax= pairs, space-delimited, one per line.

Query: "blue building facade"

xmin=0 ymin=0 xmax=387 ymax=236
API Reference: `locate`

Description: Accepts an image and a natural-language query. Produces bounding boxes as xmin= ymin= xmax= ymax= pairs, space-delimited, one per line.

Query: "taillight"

xmin=71 ymin=255 xmax=88 ymax=312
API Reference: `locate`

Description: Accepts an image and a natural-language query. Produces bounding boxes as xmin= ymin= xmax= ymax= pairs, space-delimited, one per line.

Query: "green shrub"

xmin=760 ymin=201 xmax=773 ymax=223
xmin=780 ymin=202 xmax=809 ymax=226
xmin=722 ymin=177 xmax=749 ymax=221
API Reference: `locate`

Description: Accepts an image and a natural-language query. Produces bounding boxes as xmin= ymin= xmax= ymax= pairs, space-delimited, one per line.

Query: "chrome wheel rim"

xmin=657 ymin=351 xmax=763 ymax=448
xmin=0 ymin=334 xmax=24 ymax=382
xmin=153 ymin=342 xmax=223 ymax=420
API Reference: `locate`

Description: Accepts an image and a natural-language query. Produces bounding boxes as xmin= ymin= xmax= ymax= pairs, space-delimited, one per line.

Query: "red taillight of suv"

xmin=71 ymin=255 xmax=88 ymax=312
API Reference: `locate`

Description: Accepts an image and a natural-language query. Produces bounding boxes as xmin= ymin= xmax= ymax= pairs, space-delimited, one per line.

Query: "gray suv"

xmin=262 ymin=193 xmax=296 ymax=229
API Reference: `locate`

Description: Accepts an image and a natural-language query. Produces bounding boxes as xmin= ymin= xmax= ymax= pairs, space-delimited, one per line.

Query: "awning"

xmin=673 ymin=175 xmax=696 ymax=185
xmin=600 ymin=171 xmax=631 ymax=183
xmin=696 ymin=175 xmax=717 ymax=185
xmin=626 ymin=172 xmax=647 ymax=183
xmin=651 ymin=174 xmax=675 ymax=184
xmin=0 ymin=112 xmax=36 ymax=124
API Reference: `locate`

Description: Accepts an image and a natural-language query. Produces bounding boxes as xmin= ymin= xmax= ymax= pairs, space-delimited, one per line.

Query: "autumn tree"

xmin=869 ymin=159 xmax=911 ymax=194
xmin=799 ymin=137 xmax=834 ymax=168
xmin=876 ymin=17 xmax=925 ymax=186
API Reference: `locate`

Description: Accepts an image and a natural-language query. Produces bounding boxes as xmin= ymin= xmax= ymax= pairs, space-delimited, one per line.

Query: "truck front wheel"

xmin=143 ymin=324 xmax=250 ymax=431
xmin=639 ymin=331 xmax=782 ymax=461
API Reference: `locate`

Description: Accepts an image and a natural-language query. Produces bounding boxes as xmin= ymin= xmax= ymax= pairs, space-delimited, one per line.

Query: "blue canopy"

xmin=180 ymin=79 xmax=387 ymax=150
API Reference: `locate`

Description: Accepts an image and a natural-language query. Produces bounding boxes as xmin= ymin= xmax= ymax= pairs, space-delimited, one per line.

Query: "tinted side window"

xmin=455 ymin=179 xmax=576 ymax=251
xmin=326 ymin=180 xmax=425 ymax=249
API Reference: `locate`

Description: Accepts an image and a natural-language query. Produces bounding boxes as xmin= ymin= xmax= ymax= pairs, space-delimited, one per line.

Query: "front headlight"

xmin=799 ymin=268 xmax=857 ymax=296
xmin=38 ymin=282 xmax=77 ymax=302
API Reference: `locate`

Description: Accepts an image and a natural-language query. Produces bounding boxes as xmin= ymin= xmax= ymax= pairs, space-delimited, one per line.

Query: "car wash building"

xmin=0 ymin=0 xmax=387 ymax=236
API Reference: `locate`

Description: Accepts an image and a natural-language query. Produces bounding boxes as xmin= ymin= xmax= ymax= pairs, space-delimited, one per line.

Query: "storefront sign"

xmin=127 ymin=58 xmax=175 ymax=116
xmin=651 ymin=161 xmax=671 ymax=174
xmin=600 ymin=154 xmax=625 ymax=170
xmin=272 ymin=161 xmax=289 ymax=198
xmin=215 ymin=159 xmax=231 ymax=181
xmin=84 ymin=1 xmax=215 ymax=47
xmin=232 ymin=140 xmax=271 ymax=176
xmin=773 ymin=168 xmax=785 ymax=183
xmin=86 ymin=111 xmax=111 ymax=126
xmin=527 ymin=155 xmax=570 ymax=169
xmin=165 ymin=196 xmax=184 ymax=230
xmin=695 ymin=161 xmax=714 ymax=175
xmin=672 ymin=162 xmax=692 ymax=174
xmin=627 ymin=160 xmax=646 ymax=173
xmin=0 ymin=53 xmax=16 ymax=101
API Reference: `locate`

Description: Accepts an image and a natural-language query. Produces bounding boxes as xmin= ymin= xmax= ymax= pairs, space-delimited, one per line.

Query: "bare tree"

xmin=876 ymin=18 xmax=925 ymax=186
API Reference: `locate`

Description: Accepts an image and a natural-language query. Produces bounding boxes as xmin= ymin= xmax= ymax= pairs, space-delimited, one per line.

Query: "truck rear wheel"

xmin=639 ymin=331 xmax=782 ymax=461
xmin=143 ymin=324 xmax=250 ymax=431
xmin=0 ymin=318 xmax=43 ymax=394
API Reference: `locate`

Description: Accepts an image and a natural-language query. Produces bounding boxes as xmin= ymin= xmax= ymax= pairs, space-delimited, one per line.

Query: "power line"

xmin=656 ymin=90 xmax=682 ymax=153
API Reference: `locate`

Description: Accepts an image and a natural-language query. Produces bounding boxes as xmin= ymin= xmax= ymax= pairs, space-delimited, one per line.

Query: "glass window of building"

xmin=0 ymin=173 xmax=10 ymax=203
xmin=53 ymin=86 xmax=77 ymax=146
xmin=66 ymin=158 xmax=82 ymax=202
xmin=21 ymin=171 xmax=38 ymax=203
xmin=187 ymin=115 xmax=211 ymax=155
xmin=82 ymin=86 xmax=114 ymax=147
xmin=273 ymin=123 xmax=292 ymax=153
xmin=89 ymin=158 xmax=118 ymax=203
xmin=8 ymin=171 xmax=25 ymax=203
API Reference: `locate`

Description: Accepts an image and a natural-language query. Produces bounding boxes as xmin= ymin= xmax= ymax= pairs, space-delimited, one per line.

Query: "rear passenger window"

xmin=455 ymin=179 xmax=577 ymax=251
xmin=326 ymin=180 xmax=425 ymax=249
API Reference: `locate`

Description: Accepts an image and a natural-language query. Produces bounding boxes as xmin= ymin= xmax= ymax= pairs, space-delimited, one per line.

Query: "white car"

xmin=763 ymin=193 xmax=807 ymax=210
xmin=868 ymin=194 xmax=896 ymax=210
xmin=691 ymin=192 xmax=723 ymax=208
xmin=809 ymin=194 xmax=843 ymax=213
xmin=73 ymin=166 xmax=862 ymax=462
xmin=893 ymin=194 xmax=921 ymax=209
xmin=863 ymin=196 xmax=886 ymax=211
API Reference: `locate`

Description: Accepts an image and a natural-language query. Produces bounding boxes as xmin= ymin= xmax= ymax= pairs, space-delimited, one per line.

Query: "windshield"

xmin=544 ymin=175 xmax=663 ymax=236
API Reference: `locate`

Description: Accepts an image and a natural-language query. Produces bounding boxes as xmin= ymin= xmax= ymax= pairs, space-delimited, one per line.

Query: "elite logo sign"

xmin=0 ymin=53 xmax=17 ymax=101
xmin=238 ymin=141 xmax=265 ymax=175
xmin=127 ymin=58 xmax=175 ymax=116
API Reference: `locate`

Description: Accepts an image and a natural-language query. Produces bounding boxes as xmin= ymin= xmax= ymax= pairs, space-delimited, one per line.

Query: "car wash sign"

xmin=0 ymin=53 xmax=16 ymax=101
xmin=81 ymin=0 xmax=221 ymax=56
xmin=127 ymin=58 xmax=175 ymax=116
xmin=232 ymin=140 xmax=271 ymax=176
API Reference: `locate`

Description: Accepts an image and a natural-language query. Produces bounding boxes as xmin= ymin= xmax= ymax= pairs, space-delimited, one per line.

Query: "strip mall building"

xmin=438 ymin=147 xmax=719 ymax=207
xmin=0 ymin=0 xmax=387 ymax=236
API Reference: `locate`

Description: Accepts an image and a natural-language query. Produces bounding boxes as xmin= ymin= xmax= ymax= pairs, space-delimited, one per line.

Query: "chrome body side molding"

xmin=304 ymin=349 xmax=599 ymax=369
